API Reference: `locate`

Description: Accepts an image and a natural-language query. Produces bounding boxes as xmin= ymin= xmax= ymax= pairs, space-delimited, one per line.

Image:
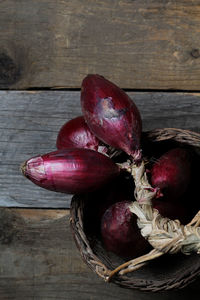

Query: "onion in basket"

xmin=101 ymin=200 xmax=151 ymax=259
xmin=150 ymin=148 xmax=192 ymax=202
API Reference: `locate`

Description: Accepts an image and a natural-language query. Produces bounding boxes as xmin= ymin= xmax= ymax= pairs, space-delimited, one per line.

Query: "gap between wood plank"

xmin=10 ymin=207 xmax=70 ymax=220
xmin=2 ymin=87 xmax=200 ymax=94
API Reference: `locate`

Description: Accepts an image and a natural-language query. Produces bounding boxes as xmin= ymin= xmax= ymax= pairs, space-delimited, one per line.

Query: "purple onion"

xmin=81 ymin=74 xmax=142 ymax=161
xmin=150 ymin=148 xmax=191 ymax=202
xmin=101 ymin=201 xmax=151 ymax=259
xmin=56 ymin=116 xmax=107 ymax=154
xmin=21 ymin=148 xmax=120 ymax=194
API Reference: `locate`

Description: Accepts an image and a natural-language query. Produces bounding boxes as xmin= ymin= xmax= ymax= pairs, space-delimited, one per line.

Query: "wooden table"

xmin=0 ymin=1 xmax=200 ymax=299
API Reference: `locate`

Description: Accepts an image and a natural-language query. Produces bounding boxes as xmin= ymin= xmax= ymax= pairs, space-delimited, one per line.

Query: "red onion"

xmin=81 ymin=74 xmax=142 ymax=161
xmin=21 ymin=148 xmax=120 ymax=194
xmin=101 ymin=201 xmax=151 ymax=259
xmin=150 ymin=148 xmax=191 ymax=202
xmin=56 ymin=116 xmax=108 ymax=154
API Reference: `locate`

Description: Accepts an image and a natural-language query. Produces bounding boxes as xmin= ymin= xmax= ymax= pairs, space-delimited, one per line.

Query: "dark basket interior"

xmin=70 ymin=128 xmax=200 ymax=291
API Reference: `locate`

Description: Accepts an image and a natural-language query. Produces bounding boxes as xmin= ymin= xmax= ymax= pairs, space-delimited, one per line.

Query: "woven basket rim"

xmin=70 ymin=128 xmax=200 ymax=292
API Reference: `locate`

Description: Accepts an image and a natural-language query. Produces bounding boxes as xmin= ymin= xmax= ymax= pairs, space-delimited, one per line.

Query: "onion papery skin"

xmin=22 ymin=148 xmax=120 ymax=194
xmin=56 ymin=116 xmax=107 ymax=153
xmin=81 ymin=74 xmax=142 ymax=159
xmin=150 ymin=148 xmax=191 ymax=202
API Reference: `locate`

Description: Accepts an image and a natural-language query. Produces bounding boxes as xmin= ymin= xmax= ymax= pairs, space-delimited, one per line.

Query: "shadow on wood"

xmin=0 ymin=208 xmax=199 ymax=300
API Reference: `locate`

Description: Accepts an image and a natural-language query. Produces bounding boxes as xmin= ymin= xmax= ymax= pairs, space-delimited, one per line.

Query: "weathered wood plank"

xmin=0 ymin=91 xmax=200 ymax=208
xmin=1 ymin=1 xmax=200 ymax=89
xmin=0 ymin=208 xmax=198 ymax=300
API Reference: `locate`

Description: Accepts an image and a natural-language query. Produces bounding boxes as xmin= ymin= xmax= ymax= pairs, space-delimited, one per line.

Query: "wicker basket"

xmin=70 ymin=128 xmax=200 ymax=292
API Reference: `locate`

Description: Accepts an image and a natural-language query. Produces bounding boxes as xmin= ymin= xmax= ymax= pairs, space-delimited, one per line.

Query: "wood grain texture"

xmin=1 ymin=0 xmax=200 ymax=89
xmin=1 ymin=90 xmax=200 ymax=208
xmin=0 ymin=208 xmax=198 ymax=300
